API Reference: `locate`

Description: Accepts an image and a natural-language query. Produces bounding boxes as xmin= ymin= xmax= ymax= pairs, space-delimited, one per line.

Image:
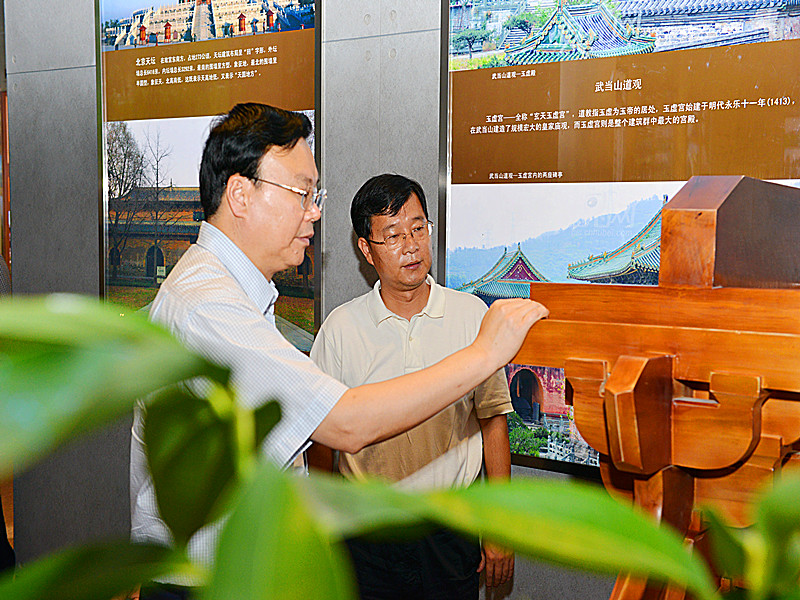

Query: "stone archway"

xmin=509 ymin=368 xmax=543 ymax=424
xmin=145 ymin=245 xmax=164 ymax=279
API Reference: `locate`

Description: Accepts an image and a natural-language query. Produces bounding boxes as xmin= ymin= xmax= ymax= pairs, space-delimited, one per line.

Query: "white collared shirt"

xmin=311 ymin=276 xmax=512 ymax=490
xmin=131 ymin=221 xmax=347 ymax=583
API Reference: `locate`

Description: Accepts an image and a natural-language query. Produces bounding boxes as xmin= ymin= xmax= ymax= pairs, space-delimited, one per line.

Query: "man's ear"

xmin=224 ymin=174 xmax=251 ymax=219
xmin=357 ymin=237 xmax=375 ymax=267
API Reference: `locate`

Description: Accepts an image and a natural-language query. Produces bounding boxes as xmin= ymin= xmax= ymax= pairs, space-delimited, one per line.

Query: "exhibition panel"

xmin=446 ymin=1 xmax=800 ymax=470
xmin=99 ymin=1 xmax=318 ymax=350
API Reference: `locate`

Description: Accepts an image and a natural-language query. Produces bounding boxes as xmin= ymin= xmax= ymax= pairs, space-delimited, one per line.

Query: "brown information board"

xmin=104 ymin=29 xmax=314 ymax=122
xmin=451 ymin=39 xmax=800 ymax=185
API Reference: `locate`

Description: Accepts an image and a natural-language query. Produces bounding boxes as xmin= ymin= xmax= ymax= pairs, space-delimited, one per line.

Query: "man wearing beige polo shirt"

xmin=310 ymin=174 xmax=514 ymax=600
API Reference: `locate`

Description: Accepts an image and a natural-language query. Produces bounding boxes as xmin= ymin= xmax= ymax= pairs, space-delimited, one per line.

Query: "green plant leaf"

xmin=754 ymin=476 xmax=800 ymax=599
xmin=0 ymin=540 xmax=189 ymax=600
xmin=299 ymin=474 xmax=425 ymax=538
xmin=205 ymin=462 xmax=356 ymax=600
xmin=756 ymin=476 xmax=800 ymax=538
xmin=0 ymin=295 xmax=229 ymax=478
xmin=254 ymin=400 xmax=282 ymax=448
xmin=705 ymin=508 xmax=747 ymax=580
xmin=145 ymin=386 xmax=239 ymax=545
xmin=0 ymin=342 xmax=201 ymax=476
xmin=720 ymin=588 xmax=748 ymax=600
xmin=776 ymin=587 xmax=800 ymax=600
xmin=299 ymin=475 xmax=719 ymax=600
xmin=0 ymin=294 xmax=168 ymax=346
xmin=145 ymin=386 xmax=282 ymax=544
xmin=426 ymin=481 xmax=717 ymax=600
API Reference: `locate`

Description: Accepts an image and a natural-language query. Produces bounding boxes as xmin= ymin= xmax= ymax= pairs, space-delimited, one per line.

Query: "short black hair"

xmin=199 ymin=103 xmax=312 ymax=219
xmin=350 ymin=174 xmax=428 ymax=240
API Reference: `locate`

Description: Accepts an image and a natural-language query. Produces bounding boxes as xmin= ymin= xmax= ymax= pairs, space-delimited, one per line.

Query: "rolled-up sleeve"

xmin=474 ymin=368 xmax=513 ymax=420
xmin=183 ymin=300 xmax=348 ymax=467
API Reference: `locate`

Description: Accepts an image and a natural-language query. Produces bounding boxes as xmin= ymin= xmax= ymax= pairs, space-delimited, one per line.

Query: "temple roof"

xmin=117 ymin=186 xmax=201 ymax=203
xmin=567 ymin=205 xmax=662 ymax=282
xmin=507 ymin=2 xmax=656 ymax=65
xmin=457 ymin=244 xmax=549 ymax=298
xmin=617 ymin=0 xmax=798 ymax=18
xmin=657 ymin=28 xmax=770 ymax=51
xmin=469 ymin=280 xmax=539 ymax=300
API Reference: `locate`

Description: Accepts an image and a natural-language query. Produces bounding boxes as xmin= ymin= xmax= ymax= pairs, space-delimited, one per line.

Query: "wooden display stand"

xmin=514 ymin=175 xmax=800 ymax=598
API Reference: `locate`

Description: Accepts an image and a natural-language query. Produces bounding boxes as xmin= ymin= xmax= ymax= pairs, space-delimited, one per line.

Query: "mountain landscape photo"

xmin=447 ymin=193 xmax=664 ymax=288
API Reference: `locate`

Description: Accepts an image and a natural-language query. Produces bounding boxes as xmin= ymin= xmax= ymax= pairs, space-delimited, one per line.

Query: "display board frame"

xmin=97 ymin=0 xmax=320 ymax=352
xmin=443 ymin=0 xmax=800 ymax=475
xmin=0 ymin=93 xmax=8 ymax=273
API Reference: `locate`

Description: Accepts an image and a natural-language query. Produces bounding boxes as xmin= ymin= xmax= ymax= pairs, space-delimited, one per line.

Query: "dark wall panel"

xmin=14 ymin=420 xmax=131 ymax=563
xmin=7 ymin=66 xmax=100 ymax=296
xmin=6 ymin=0 xmax=131 ymax=563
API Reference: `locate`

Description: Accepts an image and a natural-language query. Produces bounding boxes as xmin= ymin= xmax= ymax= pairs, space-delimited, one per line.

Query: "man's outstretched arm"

xmin=311 ymin=298 xmax=548 ymax=453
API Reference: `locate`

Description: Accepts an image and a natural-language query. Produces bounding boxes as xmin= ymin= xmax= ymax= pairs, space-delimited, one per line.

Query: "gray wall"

xmin=6 ymin=0 xmax=132 ymax=563
xmin=318 ymin=0 xmax=443 ymax=314
xmin=5 ymin=0 xmax=614 ymax=595
xmin=318 ymin=1 xmax=614 ymax=598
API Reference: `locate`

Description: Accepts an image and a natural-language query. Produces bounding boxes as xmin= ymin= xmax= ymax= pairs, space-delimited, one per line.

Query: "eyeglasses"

xmin=368 ymin=221 xmax=434 ymax=250
xmin=253 ymin=177 xmax=327 ymax=211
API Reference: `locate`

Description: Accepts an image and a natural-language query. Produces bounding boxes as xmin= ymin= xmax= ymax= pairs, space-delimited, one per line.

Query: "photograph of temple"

xmin=505 ymin=2 xmax=656 ymax=65
xmin=101 ymin=0 xmax=314 ymax=50
xmin=451 ymin=0 xmax=800 ymax=68
xmin=107 ymin=184 xmax=202 ymax=286
xmin=455 ymin=244 xmax=548 ymax=304
xmin=104 ymin=116 xmax=316 ymax=349
xmin=567 ymin=197 xmax=664 ymax=284
xmin=506 ymin=363 xmax=599 ymax=465
xmin=450 ymin=245 xmax=597 ymax=464
xmin=446 ymin=182 xmax=678 ymax=286
xmin=616 ymin=0 xmax=800 ymax=51
xmin=447 ymin=184 xmax=678 ymax=465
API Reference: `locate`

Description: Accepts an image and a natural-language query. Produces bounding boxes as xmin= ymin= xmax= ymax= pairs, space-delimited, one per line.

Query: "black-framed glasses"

xmin=253 ymin=177 xmax=327 ymax=211
xmin=368 ymin=221 xmax=434 ymax=250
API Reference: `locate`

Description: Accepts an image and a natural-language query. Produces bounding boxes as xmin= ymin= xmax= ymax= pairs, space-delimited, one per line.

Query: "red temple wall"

xmin=505 ymin=363 xmax=567 ymax=416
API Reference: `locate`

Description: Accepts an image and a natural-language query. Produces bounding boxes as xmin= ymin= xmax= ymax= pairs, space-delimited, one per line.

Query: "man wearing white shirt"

xmin=131 ymin=104 xmax=547 ymax=599
xmin=310 ymin=174 xmax=515 ymax=599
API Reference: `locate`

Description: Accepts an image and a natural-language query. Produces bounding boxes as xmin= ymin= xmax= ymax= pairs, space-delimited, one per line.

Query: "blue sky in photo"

xmin=123 ymin=116 xmax=214 ymax=187
xmin=100 ymin=0 xmax=147 ymax=22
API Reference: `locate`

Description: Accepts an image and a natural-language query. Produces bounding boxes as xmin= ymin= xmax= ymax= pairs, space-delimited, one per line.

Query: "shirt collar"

xmin=366 ymin=274 xmax=444 ymax=325
xmin=196 ymin=221 xmax=278 ymax=315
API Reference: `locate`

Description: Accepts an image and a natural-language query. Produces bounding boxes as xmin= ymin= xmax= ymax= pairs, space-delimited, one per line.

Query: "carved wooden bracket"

xmin=605 ymin=355 xmax=673 ymax=475
xmin=565 ymin=358 xmax=608 ymax=454
xmin=672 ymin=372 xmax=766 ymax=469
xmin=511 ymin=176 xmax=800 ymax=599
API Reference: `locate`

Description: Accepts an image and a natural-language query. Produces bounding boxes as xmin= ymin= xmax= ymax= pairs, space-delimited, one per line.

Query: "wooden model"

xmin=513 ymin=176 xmax=800 ymax=599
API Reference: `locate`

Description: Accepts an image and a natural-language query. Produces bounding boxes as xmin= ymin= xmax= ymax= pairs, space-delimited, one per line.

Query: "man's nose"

xmin=401 ymin=231 xmax=419 ymax=252
xmin=305 ymin=201 xmax=322 ymax=223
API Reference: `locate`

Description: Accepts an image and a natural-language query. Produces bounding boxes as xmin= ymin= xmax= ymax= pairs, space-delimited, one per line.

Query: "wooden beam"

xmin=528 ymin=282 xmax=800 ymax=334
xmin=513 ymin=319 xmax=800 ymax=393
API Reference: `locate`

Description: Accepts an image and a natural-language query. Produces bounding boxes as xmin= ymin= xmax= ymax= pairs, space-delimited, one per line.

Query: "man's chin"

xmin=399 ymin=274 xmax=430 ymax=290
xmin=279 ymin=250 xmax=309 ymax=273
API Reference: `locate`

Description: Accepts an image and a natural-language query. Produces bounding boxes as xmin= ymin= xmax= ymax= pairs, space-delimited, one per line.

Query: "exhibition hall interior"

xmin=2 ymin=0 xmax=800 ymax=598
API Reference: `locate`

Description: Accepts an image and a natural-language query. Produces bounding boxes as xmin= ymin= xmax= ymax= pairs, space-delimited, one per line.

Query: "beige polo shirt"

xmin=310 ymin=276 xmax=512 ymax=490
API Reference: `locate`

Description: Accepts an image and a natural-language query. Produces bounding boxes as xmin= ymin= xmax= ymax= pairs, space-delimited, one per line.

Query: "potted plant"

xmin=0 ymin=294 xmax=764 ymax=600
